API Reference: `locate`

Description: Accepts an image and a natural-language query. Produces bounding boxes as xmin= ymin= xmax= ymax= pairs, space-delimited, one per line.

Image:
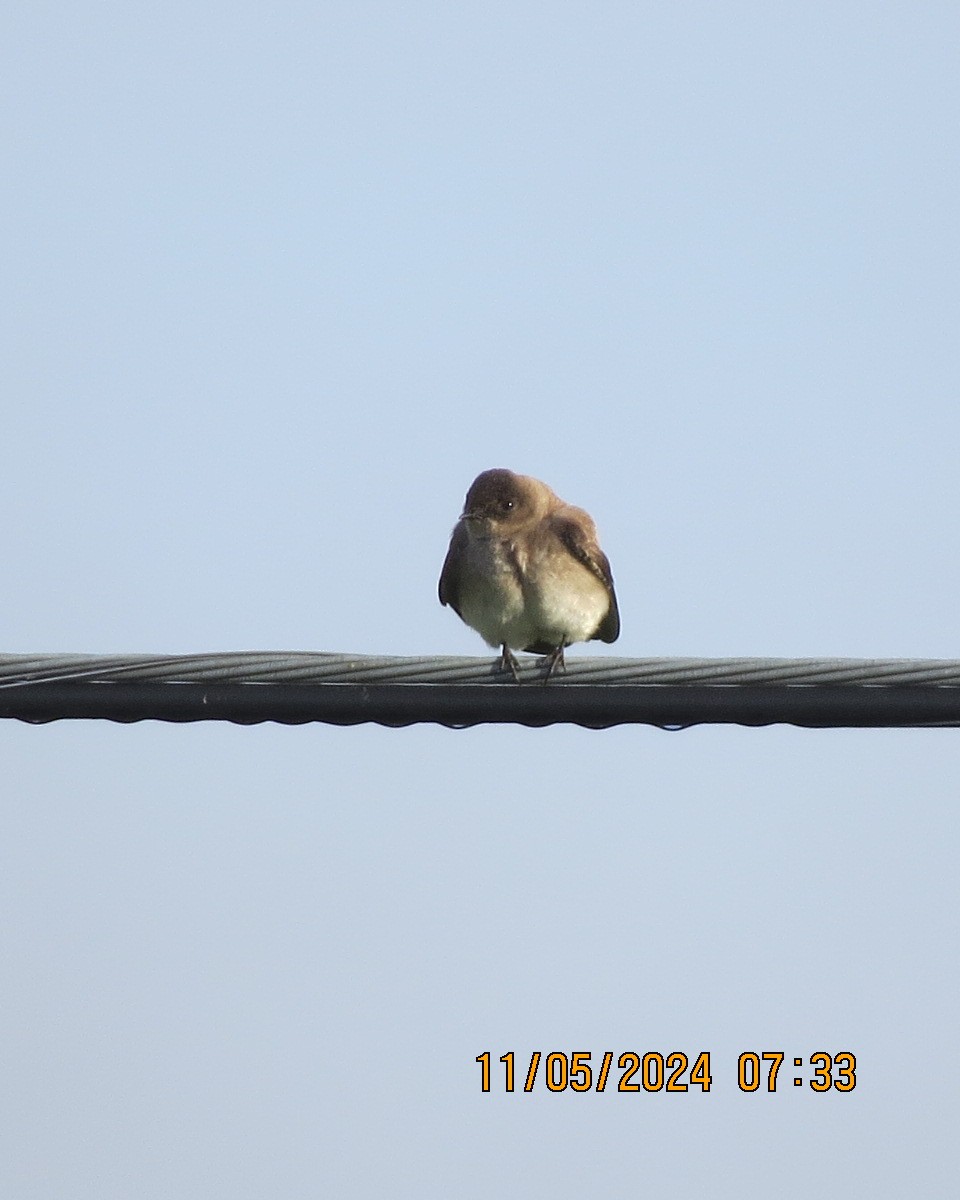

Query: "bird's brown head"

xmin=460 ymin=469 xmax=550 ymax=531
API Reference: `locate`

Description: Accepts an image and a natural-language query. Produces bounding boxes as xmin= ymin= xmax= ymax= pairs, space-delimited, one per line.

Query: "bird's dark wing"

xmin=438 ymin=522 xmax=468 ymax=618
xmin=552 ymin=512 xmax=620 ymax=643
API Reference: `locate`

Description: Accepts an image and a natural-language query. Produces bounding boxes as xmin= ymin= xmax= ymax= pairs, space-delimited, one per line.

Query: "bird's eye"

xmin=501 ymin=498 xmax=515 ymax=512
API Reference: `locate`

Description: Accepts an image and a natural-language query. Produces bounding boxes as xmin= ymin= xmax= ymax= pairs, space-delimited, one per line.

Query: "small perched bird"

xmin=439 ymin=469 xmax=620 ymax=680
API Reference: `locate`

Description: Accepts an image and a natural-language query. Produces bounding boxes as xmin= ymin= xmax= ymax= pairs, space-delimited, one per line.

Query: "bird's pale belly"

xmin=459 ymin=540 xmax=608 ymax=651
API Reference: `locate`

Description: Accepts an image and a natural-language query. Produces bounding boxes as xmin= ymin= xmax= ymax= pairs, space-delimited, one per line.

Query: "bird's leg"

xmin=499 ymin=644 xmax=522 ymax=684
xmin=542 ymin=643 xmax=567 ymax=684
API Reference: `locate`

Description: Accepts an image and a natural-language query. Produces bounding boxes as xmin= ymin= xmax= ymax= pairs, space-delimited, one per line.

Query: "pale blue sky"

xmin=2 ymin=3 xmax=959 ymax=1195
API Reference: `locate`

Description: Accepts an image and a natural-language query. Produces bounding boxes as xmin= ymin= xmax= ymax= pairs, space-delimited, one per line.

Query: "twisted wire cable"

xmin=4 ymin=651 xmax=960 ymax=687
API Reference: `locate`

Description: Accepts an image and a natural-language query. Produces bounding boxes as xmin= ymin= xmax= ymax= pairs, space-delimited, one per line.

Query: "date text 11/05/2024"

xmin=476 ymin=1051 xmax=856 ymax=1094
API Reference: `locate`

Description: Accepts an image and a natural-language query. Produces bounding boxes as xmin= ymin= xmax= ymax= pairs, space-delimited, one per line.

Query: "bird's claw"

xmin=499 ymin=645 xmax=522 ymax=684
xmin=542 ymin=645 xmax=566 ymax=684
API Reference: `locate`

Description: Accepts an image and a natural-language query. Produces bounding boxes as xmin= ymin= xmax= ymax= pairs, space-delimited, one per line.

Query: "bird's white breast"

xmin=456 ymin=535 xmax=530 ymax=649
xmin=457 ymin=528 xmax=609 ymax=651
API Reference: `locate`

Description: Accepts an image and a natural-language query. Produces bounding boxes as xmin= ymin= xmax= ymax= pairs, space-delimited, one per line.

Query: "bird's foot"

xmin=499 ymin=645 xmax=522 ymax=684
xmin=542 ymin=644 xmax=567 ymax=684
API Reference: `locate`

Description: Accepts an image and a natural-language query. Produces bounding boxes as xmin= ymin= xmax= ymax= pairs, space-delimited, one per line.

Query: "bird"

xmin=438 ymin=468 xmax=620 ymax=680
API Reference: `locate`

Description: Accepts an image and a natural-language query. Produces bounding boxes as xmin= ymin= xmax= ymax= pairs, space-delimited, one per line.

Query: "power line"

xmin=5 ymin=651 xmax=960 ymax=685
xmin=2 ymin=652 xmax=960 ymax=728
